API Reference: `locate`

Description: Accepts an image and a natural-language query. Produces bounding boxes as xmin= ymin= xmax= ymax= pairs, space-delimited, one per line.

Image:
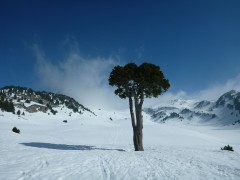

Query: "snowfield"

xmin=0 ymin=108 xmax=240 ymax=180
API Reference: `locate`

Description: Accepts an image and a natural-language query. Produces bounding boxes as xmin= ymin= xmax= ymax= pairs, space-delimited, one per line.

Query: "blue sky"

xmin=1 ymin=0 xmax=240 ymax=109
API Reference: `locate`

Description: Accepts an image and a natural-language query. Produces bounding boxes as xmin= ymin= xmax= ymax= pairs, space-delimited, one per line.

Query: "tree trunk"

xmin=128 ymin=96 xmax=144 ymax=151
xmin=128 ymin=97 xmax=138 ymax=149
xmin=129 ymin=97 xmax=136 ymax=130
xmin=133 ymin=103 xmax=144 ymax=151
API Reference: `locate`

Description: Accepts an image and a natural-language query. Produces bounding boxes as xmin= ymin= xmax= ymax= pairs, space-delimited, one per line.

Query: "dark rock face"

xmin=25 ymin=104 xmax=48 ymax=113
xmin=180 ymin=108 xmax=192 ymax=114
xmin=194 ymin=101 xmax=211 ymax=109
xmin=162 ymin=112 xmax=184 ymax=122
xmin=216 ymin=90 xmax=236 ymax=107
xmin=216 ymin=90 xmax=240 ymax=113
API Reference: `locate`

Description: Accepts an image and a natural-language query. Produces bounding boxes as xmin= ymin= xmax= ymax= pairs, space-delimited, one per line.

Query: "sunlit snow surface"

xmin=0 ymin=108 xmax=240 ymax=180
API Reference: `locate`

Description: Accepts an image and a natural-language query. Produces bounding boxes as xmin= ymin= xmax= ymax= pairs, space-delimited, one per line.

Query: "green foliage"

xmin=66 ymin=103 xmax=78 ymax=113
xmin=51 ymin=109 xmax=57 ymax=115
xmin=38 ymin=99 xmax=43 ymax=104
xmin=12 ymin=127 xmax=20 ymax=134
xmin=17 ymin=110 xmax=21 ymax=116
xmin=13 ymin=95 xmax=17 ymax=99
xmin=28 ymin=88 xmax=33 ymax=93
xmin=0 ymin=100 xmax=15 ymax=113
xmin=109 ymin=62 xmax=170 ymax=99
xmin=55 ymin=99 xmax=59 ymax=105
xmin=46 ymin=103 xmax=51 ymax=109
xmin=25 ymin=99 xmax=30 ymax=103
xmin=0 ymin=92 xmax=6 ymax=101
xmin=46 ymin=103 xmax=57 ymax=115
xmin=39 ymin=93 xmax=53 ymax=103
xmin=221 ymin=144 xmax=234 ymax=151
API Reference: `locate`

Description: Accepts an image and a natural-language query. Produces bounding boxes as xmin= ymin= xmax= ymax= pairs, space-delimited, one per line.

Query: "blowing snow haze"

xmin=33 ymin=45 xmax=124 ymax=110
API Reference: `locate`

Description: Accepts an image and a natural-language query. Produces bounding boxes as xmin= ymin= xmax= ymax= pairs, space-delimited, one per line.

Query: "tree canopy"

xmin=109 ymin=62 xmax=170 ymax=100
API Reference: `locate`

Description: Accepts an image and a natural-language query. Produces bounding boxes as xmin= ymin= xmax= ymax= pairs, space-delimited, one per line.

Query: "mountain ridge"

xmin=1 ymin=85 xmax=240 ymax=127
xmin=144 ymin=90 xmax=240 ymax=126
xmin=0 ymin=85 xmax=95 ymax=116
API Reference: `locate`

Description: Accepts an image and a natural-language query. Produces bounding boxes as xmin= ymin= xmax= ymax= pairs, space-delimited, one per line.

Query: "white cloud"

xmin=143 ymin=91 xmax=188 ymax=108
xmin=144 ymin=74 xmax=240 ymax=107
xmin=192 ymin=74 xmax=240 ymax=101
xmin=33 ymin=44 xmax=127 ymax=110
xmin=32 ymin=43 xmax=240 ymax=110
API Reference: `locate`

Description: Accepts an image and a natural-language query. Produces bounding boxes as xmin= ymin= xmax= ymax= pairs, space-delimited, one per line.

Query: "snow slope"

xmin=0 ymin=109 xmax=240 ymax=180
xmin=144 ymin=90 xmax=240 ymax=126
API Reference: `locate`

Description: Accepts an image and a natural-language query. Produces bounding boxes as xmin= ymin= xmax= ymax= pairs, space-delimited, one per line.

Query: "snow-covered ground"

xmin=0 ymin=109 xmax=240 ymax=180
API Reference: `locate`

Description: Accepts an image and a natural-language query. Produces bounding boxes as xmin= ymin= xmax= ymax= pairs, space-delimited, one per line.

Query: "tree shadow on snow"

xmin=20 ymin=142 xmax=125 ymax=152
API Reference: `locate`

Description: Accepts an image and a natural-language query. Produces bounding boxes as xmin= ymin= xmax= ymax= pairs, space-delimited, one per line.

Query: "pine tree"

xmin=109 ymin=62 xmax=170 ymax=151
xmin=17 ymin=110 xmax=21 ymax=116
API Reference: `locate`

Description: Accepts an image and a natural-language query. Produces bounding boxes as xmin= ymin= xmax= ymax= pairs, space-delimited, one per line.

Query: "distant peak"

xmin=223 ymin=90 xmax=236 ymax=96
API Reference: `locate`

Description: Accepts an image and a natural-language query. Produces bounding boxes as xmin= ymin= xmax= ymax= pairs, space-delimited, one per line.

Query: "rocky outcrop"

xmin=0 ymin=85 xmax=95 ymax=115
xmin=25 ymin=104 xmax=48 ymax=113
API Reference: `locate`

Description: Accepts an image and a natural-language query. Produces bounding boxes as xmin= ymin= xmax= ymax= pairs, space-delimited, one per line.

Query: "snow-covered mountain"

xmin=1 ymin=86 xmax=240 ymax=179
xmin=0 ymin=86 xmax=95 ymax=117
xmin=144 ymin=90 xmax=240 ymax=126
xmin=1 ymin=86 xmax=240 ymax=127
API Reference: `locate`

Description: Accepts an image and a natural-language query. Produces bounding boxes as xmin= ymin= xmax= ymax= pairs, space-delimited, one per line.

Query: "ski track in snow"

xmin=0 ymin=110 xmax=240 ymax=180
